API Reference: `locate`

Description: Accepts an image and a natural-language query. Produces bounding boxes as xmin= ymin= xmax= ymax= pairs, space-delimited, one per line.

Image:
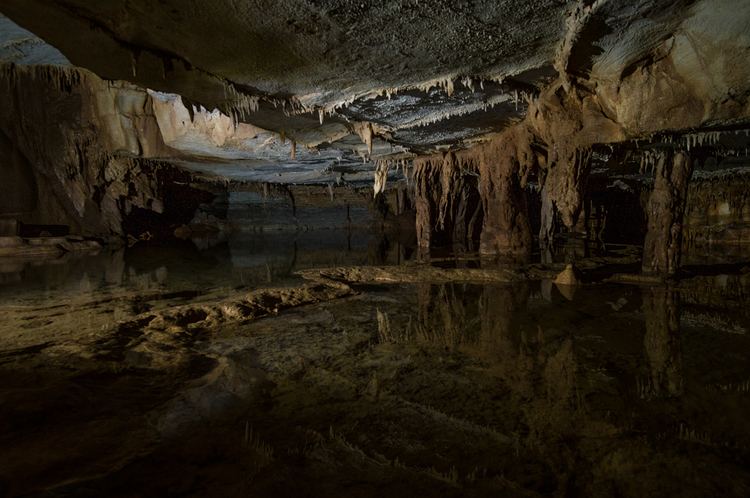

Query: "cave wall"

xmin=0 ymin=129 xmax=36 ymax=216
xmin=681 ymin=169 xmax=750 ymax=265
xmin=0 ymin=63 xmax=210 ymax=238
xmin=0 ymin=0 xmax=748 ymax=267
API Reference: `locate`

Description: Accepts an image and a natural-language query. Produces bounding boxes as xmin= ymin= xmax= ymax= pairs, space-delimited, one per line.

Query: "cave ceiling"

xmin=0 ymin=0 xmax=748 ymax=183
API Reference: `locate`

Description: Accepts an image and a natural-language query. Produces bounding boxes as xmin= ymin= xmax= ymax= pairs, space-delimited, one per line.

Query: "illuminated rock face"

xmin=0 ymin=64 xmax=211 ymax=238
xmin=0 ymin=1 xmax=748 ymax=268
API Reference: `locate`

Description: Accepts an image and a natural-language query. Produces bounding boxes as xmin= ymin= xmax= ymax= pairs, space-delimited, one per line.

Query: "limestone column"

xmin=414 ymin=152 xmax=482 ymax=258
xmin=413 ymin=158 xmax=441 ymax=255
xmin=538 ymin=147 xmax=592 ymax=255
xmin=642 ymin=151 xmax=693 ymax=275
xmin=479 ymin=148 xmax=532 ymax=261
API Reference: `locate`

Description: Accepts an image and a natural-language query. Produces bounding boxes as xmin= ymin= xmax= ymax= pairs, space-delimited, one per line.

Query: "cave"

xmin=1 ymin=1 xmax=749 ymax=496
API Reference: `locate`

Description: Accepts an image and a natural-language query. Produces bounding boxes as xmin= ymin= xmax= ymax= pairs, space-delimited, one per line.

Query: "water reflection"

xmin=0 ymin=229 xmax=413 ymax=300
xmin=384 ymin=279 xmax=748 ymax=442
xmin=1 ymin=260 xmax=750 ymax=495
xmin=642 ymin=287 xmax=683 ymax=398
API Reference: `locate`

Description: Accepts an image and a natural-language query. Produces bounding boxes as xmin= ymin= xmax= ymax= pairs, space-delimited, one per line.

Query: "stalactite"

xmin=397 ymin=93 xmax=512 ymax=129
xmin=415 ymin=76 xmax=455 ymax=97
xmin=640 ymin=150 xmax=661 ymax=175
xmin=538 ymin=146 xmax=592 ymax=247
xmin=130 ymin=51 xmax=138 ymax=78
xmin=354 ymin=122 xmax=374 ymax=155
xmin=412 ymin=152 xmax=482 ymax=254
xmin=555 ymin=0 xmax=606 ymax=91
xmin=373 ymin=161 xmax=389 ymax=198
xmin=684 ymin=130 xmax=722 ymax=151
xmin=460 ymin=76 xmax=475 ymax=92
xmin=523 ymin=79 xmax=601 ymax=250
xmin=413 ymin=156 xmax=443 ymax=251
xmin=412 ymin=130 xmax=537 ymax=259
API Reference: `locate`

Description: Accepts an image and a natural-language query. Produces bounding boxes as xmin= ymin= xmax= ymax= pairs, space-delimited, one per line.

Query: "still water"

xmin=0 ymin=227 xmax=749 ymax=496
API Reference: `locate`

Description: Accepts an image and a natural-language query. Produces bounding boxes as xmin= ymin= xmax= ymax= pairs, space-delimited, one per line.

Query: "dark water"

xmin=0 ymin=227 xmax=749 ymax=496
xmin=0 ymin=190 xmax=414 ymax=301
xmin=0 ymin=229 xmax=412 ymax=301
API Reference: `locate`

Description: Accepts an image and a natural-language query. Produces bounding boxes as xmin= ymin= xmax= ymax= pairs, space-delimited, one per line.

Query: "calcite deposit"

xmin=1 ymin=1 xmax=749 ymax=271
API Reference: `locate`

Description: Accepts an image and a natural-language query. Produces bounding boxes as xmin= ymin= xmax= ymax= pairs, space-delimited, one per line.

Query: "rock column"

xmin=642 ymin=151 xmax=693 ymax=275
xmin=478 ymin=148 xmax=532 ymax=260
xmin=414 ymin=152 xmax=482 ymax=257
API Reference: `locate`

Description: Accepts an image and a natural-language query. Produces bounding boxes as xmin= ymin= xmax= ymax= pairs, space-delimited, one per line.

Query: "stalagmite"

xmin=642 ymin=151 xmax=694 ymax=275
xmin=477 ymin=128 xmax=534 ymax=260
xmin=553 ymin=264 xmax=580 ymax=286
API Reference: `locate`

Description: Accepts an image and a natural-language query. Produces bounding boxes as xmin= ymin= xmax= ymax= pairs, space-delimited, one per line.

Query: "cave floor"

xmin=1 ymin=244 xmax=749 ymax=497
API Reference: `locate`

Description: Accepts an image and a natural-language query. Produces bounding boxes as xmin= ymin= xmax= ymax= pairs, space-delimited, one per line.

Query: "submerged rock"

xmin=553 ymin=264 xmax=580 ymax=287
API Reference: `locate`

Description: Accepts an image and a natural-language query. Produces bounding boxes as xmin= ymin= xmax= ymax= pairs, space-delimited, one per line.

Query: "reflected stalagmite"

xmin=479 ymin=283 xmax=530 ymax=357
xmin=642 ymin=286 xmax=683 ymax=398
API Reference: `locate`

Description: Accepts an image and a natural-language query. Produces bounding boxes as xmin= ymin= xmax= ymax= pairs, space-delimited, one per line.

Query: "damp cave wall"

xmin=0 ymin=63 xmax=214 ymax=239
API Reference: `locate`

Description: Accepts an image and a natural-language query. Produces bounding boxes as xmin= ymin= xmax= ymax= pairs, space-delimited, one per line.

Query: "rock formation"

xmin=0 ymin=64 xmax=212 ymax=239
xmin=642 ymin=151 xmax=694 ymax=275
xmin=0 ymin=1 xmax=749 ymax=265
xmin=413 ymin=152 xmax=482 ymax=255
